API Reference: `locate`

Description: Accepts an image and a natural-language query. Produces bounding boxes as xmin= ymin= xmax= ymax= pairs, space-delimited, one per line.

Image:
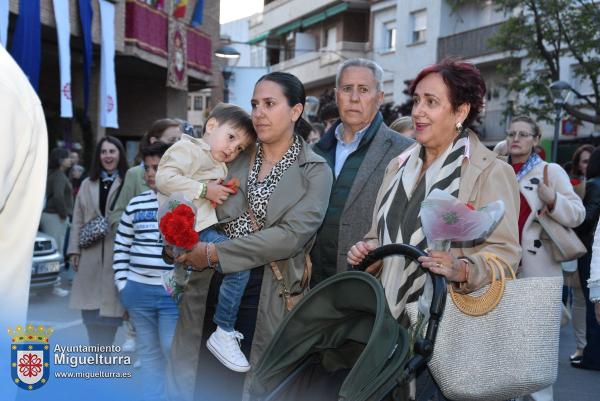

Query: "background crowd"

xmin=31 ymin=57 xmax=600 ymax=401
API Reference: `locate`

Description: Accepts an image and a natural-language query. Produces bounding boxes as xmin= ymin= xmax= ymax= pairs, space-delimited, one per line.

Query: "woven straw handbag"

xmin=407 ymin=253 xmax=563 ymax=401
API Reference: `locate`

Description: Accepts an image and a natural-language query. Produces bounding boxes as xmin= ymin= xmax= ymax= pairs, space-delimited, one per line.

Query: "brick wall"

xmin=202 ymin=0 xmax=223 ymax=106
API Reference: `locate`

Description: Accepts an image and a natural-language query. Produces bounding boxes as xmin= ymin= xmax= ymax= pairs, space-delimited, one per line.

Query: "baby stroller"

xmin=248 ymin=244 xmax=447 ymax=401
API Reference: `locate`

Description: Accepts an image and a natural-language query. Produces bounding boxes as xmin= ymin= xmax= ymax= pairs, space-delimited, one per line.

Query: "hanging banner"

xmin=53 ymin=0 xmax=73 ymax=118
xmin=78 ymin=0 xmax=93 ymax=118
xmin=190 ymin=0 xmax=203 ymax=27
xmin=10 ymin=0 xmax=41 ymax=91
xmin=167 ymin=19 xmax=187 ymax=90
xmin=99 ymin=0 xmax=118 ymax=128
xmin=0 ymin=0 xmax=8 ymax=47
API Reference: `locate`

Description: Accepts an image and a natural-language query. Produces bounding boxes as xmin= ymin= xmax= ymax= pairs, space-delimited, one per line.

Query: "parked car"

xmin=31 ymin=232 xmax=64 ymax=290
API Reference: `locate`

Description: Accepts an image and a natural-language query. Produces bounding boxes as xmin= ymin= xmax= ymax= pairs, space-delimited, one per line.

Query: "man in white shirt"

xmin=0 ymin=46 xmax=48 ymax=398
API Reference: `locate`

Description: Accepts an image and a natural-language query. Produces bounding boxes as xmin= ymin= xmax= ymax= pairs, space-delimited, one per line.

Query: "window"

xmin=411 ymin=10 xmax=427 ymax=44
xmin=267 ymin=38 xmax=281 ymax=65
xmin=322 ymin=26 xmax=337 ymax=50
xmin=384 ymin=22 xmax=396 ymax=50
xmin=250 ymin=45 xmax=266 ymax=67
xmin=193 ymin=96 xmax=203 ymax=111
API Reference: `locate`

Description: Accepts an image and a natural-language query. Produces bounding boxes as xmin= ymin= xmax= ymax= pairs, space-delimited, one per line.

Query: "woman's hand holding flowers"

xmin=418 ymin=250 xmax=469 ymax=283
xmin=175 ymin=242 xmax=219 ymax=271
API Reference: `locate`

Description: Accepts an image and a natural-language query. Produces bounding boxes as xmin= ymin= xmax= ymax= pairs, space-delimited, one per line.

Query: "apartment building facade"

xmin=248 ymin=0 xmax=370 ymax=97
xmin=371 ymin=0 xmax=597 ymax=146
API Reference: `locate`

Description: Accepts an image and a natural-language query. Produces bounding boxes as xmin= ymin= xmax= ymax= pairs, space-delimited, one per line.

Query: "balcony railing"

xmin=437 ymin=22 xmax=504 ymax=61
xmin=124 ymin=0 xmax=211 ymax=73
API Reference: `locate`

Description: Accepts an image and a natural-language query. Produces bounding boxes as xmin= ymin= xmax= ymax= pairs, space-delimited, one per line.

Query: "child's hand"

xmin=205 ymin=181 xmax=236 ymax=206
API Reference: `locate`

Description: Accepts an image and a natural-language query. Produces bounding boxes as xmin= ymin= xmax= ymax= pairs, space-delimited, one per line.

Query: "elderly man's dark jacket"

xmin=311 ymin=112 xmax=413 ymax=284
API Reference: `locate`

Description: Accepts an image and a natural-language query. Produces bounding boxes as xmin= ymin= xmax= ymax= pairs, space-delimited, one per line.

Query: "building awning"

xmin=302 ymin=12 xmax=326 ymax=28
xmin=247 ymin=2 xmax=350 ymax=44
xmin=248 ymin=31 xmax=270 ymax=45
xmin=274 ymin=20 xmax=302 ymax=36
xmin=324 ymin=2 xmax=348 ymax=18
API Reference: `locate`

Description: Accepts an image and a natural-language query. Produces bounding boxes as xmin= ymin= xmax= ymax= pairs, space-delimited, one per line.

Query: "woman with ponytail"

xmin=168 ymin=72 xmax=333 ymax=400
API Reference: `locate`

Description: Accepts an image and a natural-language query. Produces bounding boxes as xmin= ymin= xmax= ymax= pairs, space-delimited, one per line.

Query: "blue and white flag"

xmin=10 ymin=0 xmax=41 ymax=90
xmin=78 ymin=0 xmax=93 ymax=118
xmin=53 ymin=0 xmax=73 ymax=118
xmin=99 ymin=0 xmax=118 ymax=128
xmin=0 ymin=0 xmax=9 ymax=47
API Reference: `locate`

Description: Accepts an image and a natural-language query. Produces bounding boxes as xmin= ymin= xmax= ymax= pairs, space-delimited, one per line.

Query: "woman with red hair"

xmin=348 ymin=58 xmax=521 ymax=399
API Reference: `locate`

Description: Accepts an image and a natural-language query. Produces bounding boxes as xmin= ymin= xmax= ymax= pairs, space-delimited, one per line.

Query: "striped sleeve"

xmin=113 ymin=199 xmax=135 ymax=291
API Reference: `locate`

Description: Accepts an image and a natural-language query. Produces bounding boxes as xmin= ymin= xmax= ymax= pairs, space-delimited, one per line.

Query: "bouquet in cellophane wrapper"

xmin=420 ymin=189 xmax=505 ymax=251
xmin=157 ymin=193 xmax=198 ymax=303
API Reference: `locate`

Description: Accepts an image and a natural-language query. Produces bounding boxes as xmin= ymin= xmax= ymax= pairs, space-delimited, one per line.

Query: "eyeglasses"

xmin=506 ymin=131 xmax=537 ymax=139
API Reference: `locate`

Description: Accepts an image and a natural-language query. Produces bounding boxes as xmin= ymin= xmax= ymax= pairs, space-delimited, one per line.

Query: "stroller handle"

xmin=352 ymin=243 xmax=447 ymax=374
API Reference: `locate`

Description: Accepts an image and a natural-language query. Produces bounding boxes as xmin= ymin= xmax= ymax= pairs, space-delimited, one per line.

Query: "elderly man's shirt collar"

xmin=332 ymin=121 xmax=374 ymax=178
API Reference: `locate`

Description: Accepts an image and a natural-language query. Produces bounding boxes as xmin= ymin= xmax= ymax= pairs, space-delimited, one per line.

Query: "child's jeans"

xmin=200 ymin=228 xmax=250 ymax=332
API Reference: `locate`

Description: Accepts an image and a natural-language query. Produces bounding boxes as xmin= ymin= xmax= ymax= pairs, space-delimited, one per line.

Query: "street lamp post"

xmin=214 ymin=45 xmax=240 ymax=103
xmin=221 ymin=68 xmax=233 ymax=103
xmin=548 ymin=80 xmax=572 ymax=163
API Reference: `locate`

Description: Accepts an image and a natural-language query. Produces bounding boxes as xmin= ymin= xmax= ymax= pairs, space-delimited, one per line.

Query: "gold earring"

xmin=456 ymin=122 xmax=463 ymax=133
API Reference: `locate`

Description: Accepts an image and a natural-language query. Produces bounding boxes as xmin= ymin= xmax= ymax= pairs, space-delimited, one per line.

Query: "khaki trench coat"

xmin=363 ymin=131 xmax=522 ymax=294
xmin=169 ymin=140 xmax=333 ymax=401
xmin=67 ymin=177 xmax=124 ymax=318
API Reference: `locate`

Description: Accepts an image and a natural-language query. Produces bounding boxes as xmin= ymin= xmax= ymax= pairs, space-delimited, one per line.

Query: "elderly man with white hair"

xmin=311 ymin=58 xmax=413 ymax=285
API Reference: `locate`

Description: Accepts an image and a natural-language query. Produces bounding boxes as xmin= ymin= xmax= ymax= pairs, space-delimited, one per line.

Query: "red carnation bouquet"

xmin=157 ymin=193 xmax=198 ymax=302
xmin=159 ymin=203 xmax=197 ymax=250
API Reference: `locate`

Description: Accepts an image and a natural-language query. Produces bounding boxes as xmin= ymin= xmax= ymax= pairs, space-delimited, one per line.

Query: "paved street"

xmin=14 ymin=273 xmax=600 ymax=401
xmin=555 ymin=324 xmax=600 ymax=401
xmin=15 ymin=274 xmax=141 ymax=401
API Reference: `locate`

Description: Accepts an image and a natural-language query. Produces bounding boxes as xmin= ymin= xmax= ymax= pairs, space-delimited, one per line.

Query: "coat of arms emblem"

xmin=8 ymin=324 xmax=53 ymax=390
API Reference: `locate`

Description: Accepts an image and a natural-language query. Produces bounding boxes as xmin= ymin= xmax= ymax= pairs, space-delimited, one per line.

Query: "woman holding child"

xmin=165 ymin=72 xmax=333 ymax=400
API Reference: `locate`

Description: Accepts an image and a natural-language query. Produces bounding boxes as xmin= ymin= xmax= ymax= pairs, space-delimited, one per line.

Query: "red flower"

xmin=159 ymin=204 xmax=197 ymax=250
xmin=570 ymin=178 xmax=581 ymax=186
xmin=210 ymin=177 xmax=241 ymax=208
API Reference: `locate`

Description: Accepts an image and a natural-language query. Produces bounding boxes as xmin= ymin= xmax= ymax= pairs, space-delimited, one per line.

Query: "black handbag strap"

xmin=109 ymin=175 xmax=126 ymax=211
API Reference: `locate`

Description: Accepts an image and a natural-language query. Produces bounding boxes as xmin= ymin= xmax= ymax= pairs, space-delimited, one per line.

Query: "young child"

xmin=155 ymin=103 xmax=256 ymax=373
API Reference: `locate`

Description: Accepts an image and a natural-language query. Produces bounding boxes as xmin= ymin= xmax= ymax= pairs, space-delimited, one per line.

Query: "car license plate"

xmin=36 ymin=261 xmax=60 ymax=274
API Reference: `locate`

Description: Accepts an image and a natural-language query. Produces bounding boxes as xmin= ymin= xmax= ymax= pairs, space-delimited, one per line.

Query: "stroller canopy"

xmin=249 ymin=271 xmax=411 ymax=401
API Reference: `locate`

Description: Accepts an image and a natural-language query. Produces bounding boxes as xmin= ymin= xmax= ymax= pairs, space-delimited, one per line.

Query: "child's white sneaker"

xmin=206 ymin=327 xmax=250 ymax=372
